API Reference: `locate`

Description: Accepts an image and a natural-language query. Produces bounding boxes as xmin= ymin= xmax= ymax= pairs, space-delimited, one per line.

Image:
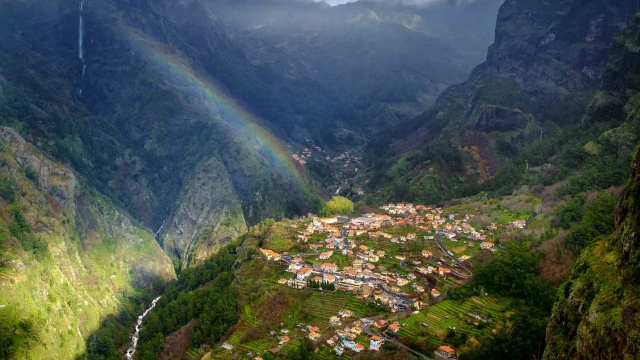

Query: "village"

xmin=219 ymin=201 xmax=529 ymax=360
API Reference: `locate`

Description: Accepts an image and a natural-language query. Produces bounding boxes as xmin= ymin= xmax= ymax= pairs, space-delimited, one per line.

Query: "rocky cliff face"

xmin=162 ymin=156 xmax=247 ymax=267
xmin=416 ymin=0 xmax=636 ymax=138
xmin=0 ymin=127 xmax=175 ymax=359
xmin=0 ymin=0 xmax=318 ymax=265
xmin=367 ymin=0 xmax=638 ymax=201
xmin=543 ymin=17 xmax=640 ymax=360
xmin=543 ymin=147 xmax=640 ymax=360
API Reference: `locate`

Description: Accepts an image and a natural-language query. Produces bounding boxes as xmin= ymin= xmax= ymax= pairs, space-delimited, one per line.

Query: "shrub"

xmin=0 ymin=177 xmax=16 ymax=202
xmin=24 ymin=166 xmax=38 ymax=184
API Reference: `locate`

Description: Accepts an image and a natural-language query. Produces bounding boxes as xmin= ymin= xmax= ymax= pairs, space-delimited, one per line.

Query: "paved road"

xmin=434 ymin=234 xmax=473 ymax=278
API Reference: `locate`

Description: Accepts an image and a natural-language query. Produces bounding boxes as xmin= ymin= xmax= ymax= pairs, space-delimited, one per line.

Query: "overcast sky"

xmin=316 ymin=0 xmax=486 ymax=6
xmin=316 ymin=0 xmax=356 ymax=4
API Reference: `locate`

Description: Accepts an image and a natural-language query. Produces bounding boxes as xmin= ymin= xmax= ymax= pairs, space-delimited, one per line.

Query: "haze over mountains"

xmin=0 ymin=0 xmax=502 ymax=266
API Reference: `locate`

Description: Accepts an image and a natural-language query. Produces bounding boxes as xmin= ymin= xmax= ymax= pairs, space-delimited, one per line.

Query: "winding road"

xmin=434 ymin=233 xmax=473 ymax=279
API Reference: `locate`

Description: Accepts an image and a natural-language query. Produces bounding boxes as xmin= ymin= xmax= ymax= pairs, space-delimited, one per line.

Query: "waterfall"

xmin=78 ymin=0 xmax=84 ymax=61
xmin=78 ymin=0 xmax=85 ymax=95
xmin=155 ymin=219 xmax=167 ymax=243
xmin=125 ymin=296 xmax=161 ymax=360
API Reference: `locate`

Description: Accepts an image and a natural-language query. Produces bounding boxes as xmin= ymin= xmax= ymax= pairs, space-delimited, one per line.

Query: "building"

xmin=319 ymin=251 xmax=333 ymax=260
xmin=369 ymin=336 xmax=383 ymax=351
xmin=480 ymin=241 xmax=495 ymax=250
xmin=322 ymin=263 xmax=338 ymax=273
xmin=435 ymin=345 xmax=457 ymax=359
xmin=431 ymin=288 xmax=441 ymax=297
xmin=260 ymin=248 xmax=281 ymax=261
xmin=324 ymin=274 xmax=337 ymax=283
xmin=422 ymin=249 xmax=433 ymax=258
xmin=297 ymin=267 xmax=313 ymax=280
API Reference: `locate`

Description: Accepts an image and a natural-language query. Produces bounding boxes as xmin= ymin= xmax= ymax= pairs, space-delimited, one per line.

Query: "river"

xmin=125 ymin=296 xmax=161 ymax=360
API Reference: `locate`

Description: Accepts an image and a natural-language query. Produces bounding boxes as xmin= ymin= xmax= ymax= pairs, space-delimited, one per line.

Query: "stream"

xmin=125 ymin=296 xmax=161 ymax=360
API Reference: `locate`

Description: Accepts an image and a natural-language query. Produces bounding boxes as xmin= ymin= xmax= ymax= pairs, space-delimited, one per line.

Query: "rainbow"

xmin=119 ymin=28 xmax=310 ymax=192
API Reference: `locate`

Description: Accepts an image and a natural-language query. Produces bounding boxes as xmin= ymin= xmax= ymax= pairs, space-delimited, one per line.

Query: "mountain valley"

xmin=1 ymin=0 xmax=640 ymax=359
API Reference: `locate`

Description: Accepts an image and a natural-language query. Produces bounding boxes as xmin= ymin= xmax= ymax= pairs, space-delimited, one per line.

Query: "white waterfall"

xmin=78 ymin=0 xmax=85 ymax=95
xmin=155 ymin=219 xmax=167 ymax=242
xmin=78 ymin=0 xmax=84 ymax=61
xmin=125 ymin=296 xmax=162 ymax=360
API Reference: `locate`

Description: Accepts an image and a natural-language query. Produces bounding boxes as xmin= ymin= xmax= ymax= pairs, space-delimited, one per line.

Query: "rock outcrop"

xmin=162 ymin=156 xmax=247 ymax=267
xmin=543 ymin=17 xmax=640 ymax=360
xmin=543 ymin=147 xmax=640 ymax=360
xmin=0 ymin=127 xmax=175 ymax=359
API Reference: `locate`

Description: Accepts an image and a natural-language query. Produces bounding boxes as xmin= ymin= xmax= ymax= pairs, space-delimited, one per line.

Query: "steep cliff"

xmin=367 ymin=0 xmax=638 ymax=203
xmin=0 ymin=0 xmax=318 ymax=265
xmin=162 ymin=156 xmax=247 ymax=268
xmin=0 ymin=127 xmax=175 ymax=359
xmin=408 ymin=0 xmax=636 ymax=142
xmin=543 ymin=147 xmax=640 ymax=360
xmin=543 ymin=17 xmax=640 ymax=360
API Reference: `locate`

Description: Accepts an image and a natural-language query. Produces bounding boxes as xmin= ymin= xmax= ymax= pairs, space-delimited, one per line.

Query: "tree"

xmin=323 ymin=196 xmax=354 ymax=216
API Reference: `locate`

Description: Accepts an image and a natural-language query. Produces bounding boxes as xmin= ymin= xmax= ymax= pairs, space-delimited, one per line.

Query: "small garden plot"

xmin=245 ymin=305 xmax=259 ymax=326
xmin=279 ymin=339 xmax=302 ymax=355
xmin=186 ymin=348 xmax=199 ymax=359
xmin=241 ymin=339 xmax=275 ymax=354
xmin=304 ymin=292 xmax=350 ymax=326
xmin=0 ymin=269 xmax=12 ymax=279
xmin=261 ymin=265 xmax=292 ymax=286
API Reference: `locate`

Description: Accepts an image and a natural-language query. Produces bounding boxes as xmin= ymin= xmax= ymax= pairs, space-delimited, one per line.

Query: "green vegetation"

xmin=562 ymin=193 xmax=618 ymax=252
xmin=0 ymin=314 xmax=39 ymax=360
xmin=307 ymin=278 xmax=336 ymax=291
xmin=399 ymin=297 xmax=511 ymax=354
xmin=0 ymin=133 xmax=174 ymax=360
xmin=544 ymin=148 xmax=640 ymax=359
xmin=135 ymin=245 xmax=240 ymax=359
xmin=447 ymin=242 xmax=556 ymax=359
xmin=23 ymin=166 xmax=38 ymax=184
xmin=322 ymin=196 xmax=354 ymax=216
xmin=0 ymin=177 xmax=16 ymax=202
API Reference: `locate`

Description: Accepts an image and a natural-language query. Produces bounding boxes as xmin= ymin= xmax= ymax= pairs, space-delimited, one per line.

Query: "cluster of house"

xmin=379 ymin=203 xmax=522 ymax=244
xmin=291 ymin=147 xmax=314 ymax=166
xmin=293 ymin=217 xmax=344 ymax=242
xmin=331 ymin=151 xmax=361 ymax=166
xmin=266 ymin=237 xmax=447 ymax=314
xmin=226 ymin=200 xmax=531 ymax=359
xmin=324 ymin=315 xmax=404 ymax=355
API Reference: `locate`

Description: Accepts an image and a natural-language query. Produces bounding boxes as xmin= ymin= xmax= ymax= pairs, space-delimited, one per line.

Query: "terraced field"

xmin=399 ymin=296 xmax=511 ymax=348
xmin=227 ymin=305 xmax=279 ymax=356
xmin=227 ymin=321 xmax=278 ymax=355
xmin=244 ymin=305 xmax=259 ymax=326
xmin=186 ymin=348 xmax=199 ymax=358
xmin=0 ymin=268 xmax=12 ymax=280
xmin=304 ymin=292 xmax=351 ymax=326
